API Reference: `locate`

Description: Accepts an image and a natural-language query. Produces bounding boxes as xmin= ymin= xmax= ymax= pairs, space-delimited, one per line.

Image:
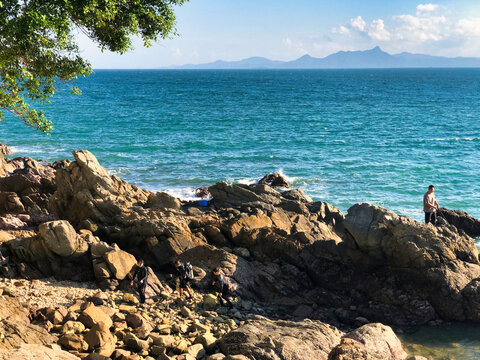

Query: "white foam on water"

xmin=9 ymin=146 xmax=43 ymax=154
xmin=164 ymin=187 xmax=213 ymax=201
xmin=428 ymin=137 xmax=478 ymax=142
xmin=236 ymin=178 xmax=258 ymax=185
xmin=277 ymin=168 xmax=297 ymax=183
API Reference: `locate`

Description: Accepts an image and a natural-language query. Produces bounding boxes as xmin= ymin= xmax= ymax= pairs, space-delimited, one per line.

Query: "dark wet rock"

xmin=438 ymin=207 xmax=480 ymax=238
xmin=258 ymin=172 xmax=290 ymax=189
xmin=195 ymin=187 xmax=210 ymax=199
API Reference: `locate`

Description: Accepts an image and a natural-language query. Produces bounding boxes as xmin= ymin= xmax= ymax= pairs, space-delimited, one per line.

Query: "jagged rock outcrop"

xmin=345 ymin=203 xmax=480 ymax=322
xmin=258 ymin=172 xmax=290 ymax=189
xmin=438 ymin=207 xmax=480 ymax=238
xmin=0 ymin=155 xmax=57 ymax=228
xmin=0 ymin=296 xmax=57 ymax=350
xmin=34 ymin=150 xmax=480 ymax=326
xmin=0 ymin=143 xmax=11 ymax=156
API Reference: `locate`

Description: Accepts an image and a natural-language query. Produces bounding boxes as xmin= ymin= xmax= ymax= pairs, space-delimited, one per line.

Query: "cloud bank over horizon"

xmin=77 ymin=2 xmax=480 ymax=69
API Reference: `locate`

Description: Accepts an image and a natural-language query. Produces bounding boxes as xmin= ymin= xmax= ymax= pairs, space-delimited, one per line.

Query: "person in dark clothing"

xmin=130 ymin=259 xmax=148 ymax=304
xmin=0 ymin=250 xmax=10 ymax=278
xmin=174 ymin=260 xmax=194 ymax=299
xmin=212 ymin=267 xmax=233 ymax=308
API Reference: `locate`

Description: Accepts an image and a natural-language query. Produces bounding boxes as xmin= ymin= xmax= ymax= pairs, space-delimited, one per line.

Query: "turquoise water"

xmin=401 ymin=323 xmax=480 ymax=359
xmin=1 ymin=69 xmax=480 ymax=222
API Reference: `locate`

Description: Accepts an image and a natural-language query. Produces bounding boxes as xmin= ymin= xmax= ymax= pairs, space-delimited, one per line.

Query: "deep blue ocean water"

xmin=2 ymin=69 xmax=480 ymax=356
xmin=1 ymin=69 xmax=480 ymax=222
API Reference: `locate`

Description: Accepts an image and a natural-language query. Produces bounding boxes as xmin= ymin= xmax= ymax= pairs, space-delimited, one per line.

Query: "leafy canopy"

xmin=0 ymin=0 xmax=187 ymax=133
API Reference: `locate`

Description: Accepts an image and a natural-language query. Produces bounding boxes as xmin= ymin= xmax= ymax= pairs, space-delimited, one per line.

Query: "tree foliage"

xmin=0 ymin=0 xmax=187 ymax=133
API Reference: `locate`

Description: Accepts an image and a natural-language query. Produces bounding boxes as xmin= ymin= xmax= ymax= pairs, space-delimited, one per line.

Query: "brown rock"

xmin=104 ymin=249 xmax=136 ymax=280
xmin=344 ymin=323 xmax=408 ymax=360
xmin=38 ymin=220 xmax=87 ymax=257
xmin=83 ymin=321 xmax=116 ymax=357
xmin=77 ymin=303 xmax=113 ymax=329
xmin=58 ymin=333 xmax=89 ymax=352
xmin=219 ymin=318 xmax=343 ymax=360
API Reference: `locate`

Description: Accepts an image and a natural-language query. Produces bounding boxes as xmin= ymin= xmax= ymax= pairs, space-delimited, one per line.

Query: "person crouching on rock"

xmin=174 ymin=260 xmax=194 ymax=299
xmin=130 ymin=259 xmax=148 ymax=304
xmin=212 ymin=267 xmax=233 ymax=308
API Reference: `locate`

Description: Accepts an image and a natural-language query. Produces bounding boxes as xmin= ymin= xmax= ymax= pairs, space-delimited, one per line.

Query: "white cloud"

xmin=416 ymin=3 xmax=439 ymax=15
xmin=457 ymin=18 xmax=480 ymax=36
xmin=350 ymin=16 xmax=367 ymax=32
xmin=332 ymin=25 xmax=351 ymax=36
xmin=394 ymin=14 xmax=446 ymax=41
xmin=368 ymin=19 xmax=391 ymax=41
xmin=326 ymin=3 xmax=480 ymax=57
xmin=282 ymin=37 xmax=293 ymax=47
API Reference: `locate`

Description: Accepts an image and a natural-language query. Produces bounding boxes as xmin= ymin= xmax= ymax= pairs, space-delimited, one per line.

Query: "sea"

xmin=1 ymin=69 xmax=480 ymax=357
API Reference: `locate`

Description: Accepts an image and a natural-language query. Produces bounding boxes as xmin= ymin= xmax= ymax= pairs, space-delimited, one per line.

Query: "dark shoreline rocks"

xmin=1 ymin=145 xmax=480 ymax=359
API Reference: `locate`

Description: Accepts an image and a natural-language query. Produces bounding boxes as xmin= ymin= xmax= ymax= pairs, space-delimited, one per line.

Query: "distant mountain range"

xmin=170 ymin=47 xmax=480 ymax=69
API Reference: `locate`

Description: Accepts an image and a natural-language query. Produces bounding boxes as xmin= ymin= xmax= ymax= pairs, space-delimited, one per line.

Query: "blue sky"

xmin=77 ymin=1 xmax=480 ymax=68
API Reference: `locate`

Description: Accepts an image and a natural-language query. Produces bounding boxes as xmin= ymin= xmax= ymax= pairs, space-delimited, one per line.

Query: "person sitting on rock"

xmin=130 ymin=259 xmax=148 ymax=304
xmin=174 ymin=260 xmax=194 ymax=299
xmin=423 ymin=185 xmax=440 ymax=225
xmin=212 ymin=267 xmax=233 ymax=308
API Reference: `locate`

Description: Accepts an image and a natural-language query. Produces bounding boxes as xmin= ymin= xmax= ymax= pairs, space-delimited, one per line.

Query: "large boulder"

xmin=78 ymin=303 xmax=113 ymax=329
xmin=258 ymin=172 xmax=290 ymax=189
xmin=344 ymin=203 xmax=480 ymax=322
xmin=438 ymin=207 xmax=480 ymax=238
xmin=343 ymin=323 xmax=408 ymax=360
xmin=83 ymin=321 xmax=116 ymax=357
xmin=218 ymin=318 xmax=343 ymax=360
xmin=39 ymin=220 xmax=88 ymax=257
xmin=344 ymin=203 xmax=479 ymax=268
xmin=104 ymin=249 xmax=136 ymax=280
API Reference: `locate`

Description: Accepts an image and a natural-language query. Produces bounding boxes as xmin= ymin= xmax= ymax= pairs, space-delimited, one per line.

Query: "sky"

xmin=76 ymin=0 xmax=480 ymax=69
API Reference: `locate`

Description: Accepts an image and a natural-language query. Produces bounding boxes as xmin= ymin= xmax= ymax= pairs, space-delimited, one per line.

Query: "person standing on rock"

xmin=131 ymin=259 xmax=148 ymax=304
xmin=174 ymin=260 xmax=194 ymax=299
xmin=212 ymin=268 xmax=234 ymax=308
xmin=423 ymin=185 xmax=440 ymax=225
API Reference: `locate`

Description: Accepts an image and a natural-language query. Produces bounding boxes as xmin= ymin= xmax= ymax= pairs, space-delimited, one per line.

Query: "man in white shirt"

xmin=423 ymin=185 xmax=439 ymax=225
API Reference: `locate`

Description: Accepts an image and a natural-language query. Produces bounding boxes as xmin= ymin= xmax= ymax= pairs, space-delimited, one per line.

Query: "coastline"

xmin=1 ymin=143 xmax=480 ymax=358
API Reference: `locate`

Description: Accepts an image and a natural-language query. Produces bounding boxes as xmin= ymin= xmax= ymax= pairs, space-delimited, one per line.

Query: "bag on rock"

xmin=184 ymin=262 xmax=194 ymax=280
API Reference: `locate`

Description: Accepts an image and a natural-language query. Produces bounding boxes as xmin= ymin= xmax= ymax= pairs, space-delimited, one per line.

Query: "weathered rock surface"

xmin=344 ymin=323 xmax=408 ymax=360
xmin=39 ymin=220 xmax=88 ymax=257
xmin=438 ymin=207 xmax=480 ymax=238
xmin=345 ymin=203 xmax=480 ymax=322
xmin=219 ymin=318 xmax=343 ymax=360
xmin=258 ymin=172 xmax=290 ymax=189
xmin=0 ymin=143 xmax=11 ymax=156
xmin=0 ymin=343 xmax=80 ymax=360
xmin=0 ymin=296 xmax=57 ymax=350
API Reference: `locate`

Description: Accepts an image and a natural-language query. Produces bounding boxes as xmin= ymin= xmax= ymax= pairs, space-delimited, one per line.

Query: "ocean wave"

xmin=428 ymin=137 xmax=479 ymax=142
xmin=9 ymin=146 xmax=44 ymax=154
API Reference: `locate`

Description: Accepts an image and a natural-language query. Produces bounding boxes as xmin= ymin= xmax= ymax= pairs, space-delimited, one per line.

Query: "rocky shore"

xmin=1 ymin=143 xmax=480 ymax=359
